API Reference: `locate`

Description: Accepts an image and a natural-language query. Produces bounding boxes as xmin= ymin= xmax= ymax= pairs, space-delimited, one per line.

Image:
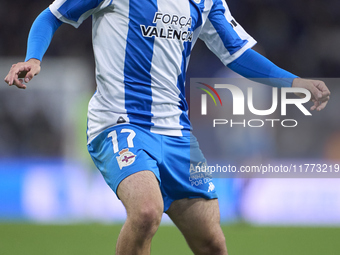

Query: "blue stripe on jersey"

xmin=58 ymin=0 xmax=104 ymax=22
xmin=208 ymin=0 xmax=248 ymax=55
xmin=123 ymin=0 xmax=158 ymax=127
xmin=176 ymin=0 xmax=204 ymax=132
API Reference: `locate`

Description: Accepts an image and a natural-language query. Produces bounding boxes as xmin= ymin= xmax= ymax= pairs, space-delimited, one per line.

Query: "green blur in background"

xmin=1 ymin=223 xmax=339 ymax=255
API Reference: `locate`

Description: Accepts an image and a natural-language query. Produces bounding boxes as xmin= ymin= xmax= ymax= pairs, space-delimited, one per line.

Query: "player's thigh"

xmin=166 ymin=198 xmax=226 ymax=249
xmin=117 ymin=170 xmax=164 ymax=218
xmin=88 ymin=124 xmax=164 ymax=219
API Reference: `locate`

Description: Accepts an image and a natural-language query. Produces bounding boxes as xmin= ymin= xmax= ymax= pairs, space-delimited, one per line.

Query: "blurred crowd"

xmin=2 ymin=0 xmax=340 ymax=76
xmin=0 ymin=1 xmax=93 ymax=62
xmin=1 ymin=0 xmax=340 ymax=159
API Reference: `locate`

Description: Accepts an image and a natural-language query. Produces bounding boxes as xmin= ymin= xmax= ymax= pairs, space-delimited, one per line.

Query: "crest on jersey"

xmin=116 ymin=148 xmax=136 ymax=169
xmin=193 ymin=0 xmax=201 ymax=3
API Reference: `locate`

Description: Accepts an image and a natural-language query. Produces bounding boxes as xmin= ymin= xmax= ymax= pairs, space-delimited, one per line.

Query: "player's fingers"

xmin=310 ymin=99 xmax=318 ymax=111
xmin=25 ymin=72 xmax=33 ymax=83
xmin=5 ymin=61 xmax=40 ymax=88
xmin=5 ymin=69 xmax=15 ymax=85
xmin=315 ymin=81 xmax=330 ymax=95
xmin=5 ymin=64 xmax=30 ymax=86
xmin=316 ymin=99 xmax=329 ymax=111
xmin=317 ymin=95 xmax=330 ymax=111
xmin=5 ymin=67 xmax=18 ymax=85
xmin=12 ymin=77 xmax=27 ymax=89
xmin=320 ymin=90 xmax=330 ymax=103
xmin=308 ymin=84 xmax=323 ymax=101
xmin=320 ymin=95 xmax=330 ymax=103
xmin=312 ymin=80 xmax=330 ymax=101
xmin=25 ymin=66 xmax=41 ymax=83
xmin=15 ymin=78 xmax=27 ymax=89
xmin=316 ymin=92 xmax=330 ymax=105
xmin=310 ymin=95 xmax=330 ymax=111
xmin=5 ymin=64 xmax=17 ymax=83
xmin=17 ymin=66 xmax=31 ymax=78
xmin=4 ymin=74 xmax=10 ymax=84
xmin=6 ymin=74 xmax=15 ymax=86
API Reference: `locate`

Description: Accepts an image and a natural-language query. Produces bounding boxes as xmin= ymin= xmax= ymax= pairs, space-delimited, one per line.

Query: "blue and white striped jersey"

xmin=49 ymin=0 xmax=256 ymax=143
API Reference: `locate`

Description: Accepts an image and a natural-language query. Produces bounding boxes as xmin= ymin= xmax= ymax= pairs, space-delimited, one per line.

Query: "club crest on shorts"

xmin=193 ymin=0 xmax=201 ymax=3
xmin=116 ymin=148 xmax=136 ymax=169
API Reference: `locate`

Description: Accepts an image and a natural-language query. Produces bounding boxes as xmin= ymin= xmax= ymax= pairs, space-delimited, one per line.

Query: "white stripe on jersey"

xmin=87 ymin=0 xmax=131 ymax=140
xmin=49 ymin=0 xmax=256 ymax=143
xmin=149 ymin=0 xmax=191 ymax=136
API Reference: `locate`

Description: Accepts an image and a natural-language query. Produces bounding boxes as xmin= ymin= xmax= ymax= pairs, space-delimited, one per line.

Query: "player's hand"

xmin=292 ymin=78 xmax=330 ymax=111
xmin=4 ymin=58 xmax=41 ymax=89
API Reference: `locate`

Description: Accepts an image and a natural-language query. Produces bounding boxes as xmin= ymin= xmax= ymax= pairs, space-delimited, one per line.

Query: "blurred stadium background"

xmin=1 ymin=0 xmax=340 ymax=254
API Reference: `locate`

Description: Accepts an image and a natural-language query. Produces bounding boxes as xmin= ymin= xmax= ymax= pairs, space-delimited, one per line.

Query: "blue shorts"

xmin=87 ymin=124 xmax=217 ymax=212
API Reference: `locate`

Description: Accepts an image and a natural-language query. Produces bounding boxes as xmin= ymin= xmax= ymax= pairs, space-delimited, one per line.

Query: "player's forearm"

xmin=227 ymin=49 xmax=298 ymax=87
xmin=25 ymin=7 xmax=62 ymax=62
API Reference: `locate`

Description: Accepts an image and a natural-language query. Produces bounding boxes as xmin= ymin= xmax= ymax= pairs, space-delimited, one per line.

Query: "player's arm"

xmin=200 ymin=0 xmax=330 ymax=111
xmin=4 ymin=8 xmax=62 ymax=89
xmin=227 ymin=49 xmax=330 ymax=111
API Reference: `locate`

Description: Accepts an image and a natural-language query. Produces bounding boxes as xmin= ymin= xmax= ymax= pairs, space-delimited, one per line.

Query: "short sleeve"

xmin=199 ymin=0 xmax=256 ymax=65
xmin=49 ymin=0 xmax=113 ymax=28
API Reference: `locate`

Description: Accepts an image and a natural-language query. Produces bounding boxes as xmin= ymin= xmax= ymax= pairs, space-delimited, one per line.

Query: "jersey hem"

xmin=87 ymin=123 xmax=191 ymax=144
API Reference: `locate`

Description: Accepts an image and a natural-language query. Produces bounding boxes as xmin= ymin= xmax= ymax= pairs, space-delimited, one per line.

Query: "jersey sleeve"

xmin=49 ymin=0 xmax=113 ymax=28
xmin=199 ymin=0 xmax=257 ymax=65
